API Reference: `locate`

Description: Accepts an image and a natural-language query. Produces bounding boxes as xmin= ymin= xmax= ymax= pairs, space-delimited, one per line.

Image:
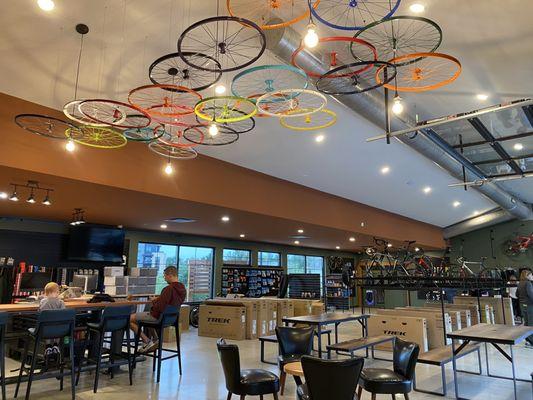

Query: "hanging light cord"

xmin=73 ymin=33 xmax=84 ymax=100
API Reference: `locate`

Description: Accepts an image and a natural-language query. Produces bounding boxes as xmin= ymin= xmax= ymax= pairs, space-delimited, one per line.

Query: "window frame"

xmin=257 ymin=251 xmax=282 ymax=267
xmin=222 ymin=248 xmax=252 ymax=266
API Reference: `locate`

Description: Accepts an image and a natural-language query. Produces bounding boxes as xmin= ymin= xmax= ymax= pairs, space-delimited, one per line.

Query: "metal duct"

xmin=265 ymin=27 xmax=533 ymax=221
xmin=443 ymin=209 xmax=513 ymax=238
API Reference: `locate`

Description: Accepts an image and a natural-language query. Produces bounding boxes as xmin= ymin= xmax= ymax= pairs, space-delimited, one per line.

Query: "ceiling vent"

xmin=165 ymin=218 xmax=196 ymax=223
xmin=290 ymin=235 xmax=310 ymax=240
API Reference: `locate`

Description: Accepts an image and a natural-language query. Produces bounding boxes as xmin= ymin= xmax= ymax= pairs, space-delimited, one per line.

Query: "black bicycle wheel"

xmin=177 ymin=16 xmax=266 ymax=73
xmin=316 ymin=61 xmax=396 ymax=95
xmin=14 ymin=114 xmax=78 ymax=140
xmin=183 ymin=124 xmax=239 ymax=146
xmin=352 ymin=16 xmax=442 ymax=67
xmin=195 ymin=107 xmax=256 ymax=134
xmin=149 ymin=52 xmax=222 ymax=92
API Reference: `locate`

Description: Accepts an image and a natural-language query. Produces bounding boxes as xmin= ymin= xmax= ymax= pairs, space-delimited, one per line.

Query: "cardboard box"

xmin=291 ymin=299 xmax=314 ymax=316
xmin=367 ymin=314 xmax=429 ymax=353
xmin=147 ymin=277 xmax=157 ymax=285
xmin=128 ymin=268 xmax=141 ymax=277
xmin=453 ymin=296 xmax=513 ymax=325
xmin=104 ymin=276 xmax=126 ymax=286
xmin=180 ymin=304 xmax=190 ymax=332
xmin=264 ymin=299 xmax=278 ymax=334
xmin=207 ymin=299 xmax=258 ymax=339
xmin=104 ymin=286 xmax=126 ymax=296
xmin=311 ymin=302 xmax=325 ymax=315
xmin=198 ymin=304 xmax=246 ymax=340
xmin=265 ymin=298 xmax=292 ymax=326
xmin=104 ymin=267 xmax=124 ymax=277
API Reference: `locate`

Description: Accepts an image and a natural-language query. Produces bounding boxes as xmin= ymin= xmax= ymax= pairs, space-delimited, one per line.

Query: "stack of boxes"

xmin=103 ymin=266 xmax=158 ymax=296
xmin=103 ymin=266 xmax=127 ymax=295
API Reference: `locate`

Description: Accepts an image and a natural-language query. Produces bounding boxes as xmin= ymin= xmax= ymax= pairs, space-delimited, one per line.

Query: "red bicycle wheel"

xmin=291 ymin=37 xmax=377 ymax=78
xmin=128 ymin=84 xmax=201 ymax=117
xmin=158 ymin=124 xmax=204 ymax=148
xmin=78 ymin=99 xmax=151 ymax=129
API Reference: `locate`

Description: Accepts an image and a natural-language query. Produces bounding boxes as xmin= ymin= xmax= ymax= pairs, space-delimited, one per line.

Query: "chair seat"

xmin=86 ymin=322 xmax=101 ymax=330
xmin=278 ymin=354 xmax=302 ymax=367
xmin=359 ymin=368 xmax=412 ymax=394
xmin=240 ymin=369 xmax=280 ymax=395
xmin=296 ymin=383 xmax=309 ymax=400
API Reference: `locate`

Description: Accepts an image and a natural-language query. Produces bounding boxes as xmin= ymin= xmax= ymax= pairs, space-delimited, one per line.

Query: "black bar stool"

xmin=133 ymin=305 xmax=181 ymax=383
xmin=78 ymin=305 xmax=133 ymax=393
xmin=14 ymin=309 xmax=76 ymax=400
xmin=0 ymin=312 xmax=8 ymax=400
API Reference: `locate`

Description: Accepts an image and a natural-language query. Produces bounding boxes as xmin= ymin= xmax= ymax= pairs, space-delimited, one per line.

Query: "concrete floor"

xmin=3 ymin=323 xmax=532 ymax=400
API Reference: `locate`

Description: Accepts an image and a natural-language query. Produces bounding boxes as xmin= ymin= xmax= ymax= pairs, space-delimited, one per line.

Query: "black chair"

xmin=217 ymin=338 xmax=279 ymax=400
xmin=297 ymin=355 xmax=365 ymax=400
xmin=14 ymin=309 xmax=77 ymax=400
xmin=357 ymin=338 xmax=419 ymax=400
xmin=0 ymin=312 xmax=8 ymax=400
xmin=78 ymin=305 xmax=133 ymax=393
xmin=133 ymin=305 xmax=181 ymax=383
xmin=275 ymin=326 xmax=314 ymax=395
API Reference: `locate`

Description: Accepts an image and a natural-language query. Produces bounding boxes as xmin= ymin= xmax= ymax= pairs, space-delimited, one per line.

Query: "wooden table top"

xmin=447 ymin=323 xmax=533 ymax=345
xmin=0 ymin=299 xmax=149 ymax=313
xmin=283 ymin=312 xmax=370 ymax=325
xmin=284 ymin=361 xmax=304 ymax=377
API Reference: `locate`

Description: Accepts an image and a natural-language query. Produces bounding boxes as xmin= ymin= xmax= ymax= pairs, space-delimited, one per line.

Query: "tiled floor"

xmin=4 ymin=323 xmax=532 ymax=399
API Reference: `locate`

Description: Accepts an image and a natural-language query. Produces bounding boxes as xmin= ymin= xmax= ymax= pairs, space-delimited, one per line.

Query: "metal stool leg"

xmin=93 ymin=331 xmax=105 ymax=393
xmin=175 ymin=324 xmax=182 ymax=375
xmin=156 ymin=327 xmax=163 ymax=383
xmin=133 ymin=324 xmax=141 ymax=370
xmin=125 ymin=328 xmax=133 ymax=386
xmin=14 ymin=337 xmax=30 ymax=399
xmin=1 ymin=327 xmax=6 ymax=400
xmin=24 ymin=337 xmax=40 ymax=400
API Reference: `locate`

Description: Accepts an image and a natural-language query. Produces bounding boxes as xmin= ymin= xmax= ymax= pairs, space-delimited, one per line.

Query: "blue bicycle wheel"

xmin=310 ymin=0 xmax=401 ymax=31
xmin=231 ymin=64 xmax=308 ymax=102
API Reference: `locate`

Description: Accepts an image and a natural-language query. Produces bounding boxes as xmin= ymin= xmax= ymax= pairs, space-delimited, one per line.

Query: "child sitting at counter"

xmin=39 ymin=282 xmax=65 ymax=368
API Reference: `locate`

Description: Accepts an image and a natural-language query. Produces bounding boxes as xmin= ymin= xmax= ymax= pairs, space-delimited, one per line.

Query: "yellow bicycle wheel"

xmin=280 ymin=109 xmax=336 ymax=131
xmin=66 ymin=126 xmax=127 ymax=149
xmin=195 ymin=96 xmax=257 ymax=123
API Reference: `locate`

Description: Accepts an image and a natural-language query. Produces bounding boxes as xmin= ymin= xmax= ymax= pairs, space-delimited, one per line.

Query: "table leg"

xmin=293 ymin=376 xmax=303 ymax=387
xmin=334 ymin=322 xmax=339 ymax=344
xmin=317 ymin=325 xmax=323 ymax=358
xmin=260 ymin=341 xmax=265 ymax=364
xmin=484 ymin=342 xmax=490 ymax=376
xmin=510 ymin=345 xmax=517 ymax=400
xmin=451 ymin=338 xmax=460 ymax=399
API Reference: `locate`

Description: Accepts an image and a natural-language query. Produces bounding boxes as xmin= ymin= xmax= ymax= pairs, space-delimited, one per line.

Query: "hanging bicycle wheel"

xmin=78 ymin=99 xmax=151 ymax=129
xmin=291 ymin=37 xmax=377 ymax=78
xmin=149 ymin=52 xmax=222 ymax=92
xmin=184 ymin=124 xmax=239 ymax=146
xmin=196 ymin=107 xmax=256 ymax=134
xmin=231 ymin=65 xmax=308 ymax=100
xmin=14 ymin=114 xmax=78 ymax=140
xmin=63 ymin=100 xmax=111 ymax=127
xmin=310 ymin=0 xmax=400 ymax=30
xmin=316 ymin=61 xmax=396 ymax=95
xmin=128 ymin=84 xmax=201 ymax=117
xmin=352 ymin=16 xmax=442 ymax=66
xmin=157 ymin=125 xmax=202 ymax=148
xmin=280 ymin=109 xmax=336 ymax=131
xmin=376 ymin=53 xmax=461 ymax=92
xmin=149 ymin=141 xmax=198 ymax=159
xmin=177 ymin=16 xmax=266 ymax=73
xmin=257 ymin=89 xmax=327 ymax=117
xmin=66 ymin=126 xmax=127 ymax=149
xmin=195 ymin=96 xmax=257 ymax=123
xmin=227 ymin=0 xmax=319 ymax=30
xmin=123 ymin=123 xmax=166 ymax=142
xmin=150 ymin=111 xmax=199 ymax=127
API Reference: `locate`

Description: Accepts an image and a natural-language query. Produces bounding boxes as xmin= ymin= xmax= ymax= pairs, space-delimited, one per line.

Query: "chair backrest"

xmin=0 ymin=312 xmax=8 ymax=327
xmin=393 ymin=337 xmax=420 ymax=380
xmin=36 ymin=309 xmax=76 ymax=339
xmin=100 ymin=305 xmax=133 ymax=332
xmin=301 ymin=355 xmax=364 ymax=400
xmin=275 ymin=326 xmax=314 ymax=357
xmin=160 ymin=305 xmax=180 ymax=328
xmin=216 ymin=338 xmax=241 ymax=393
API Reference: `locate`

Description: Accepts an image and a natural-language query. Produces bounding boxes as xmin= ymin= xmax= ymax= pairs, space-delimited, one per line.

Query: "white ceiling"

xmin=3 ymin=0 xmax=532 ymax=227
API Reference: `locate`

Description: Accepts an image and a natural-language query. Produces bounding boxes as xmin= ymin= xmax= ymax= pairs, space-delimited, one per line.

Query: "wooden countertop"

xmin=0 ymin=299 xmax=149 ymax=313
xmin=447 ymin=323 xmax=533 ymax=345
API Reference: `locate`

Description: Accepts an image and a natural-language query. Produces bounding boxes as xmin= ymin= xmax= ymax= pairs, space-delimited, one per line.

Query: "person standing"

xmin=508 ymin=274 xmax=521 ymax=322
xmin=517 ymin=269 xmax=533 ymax=347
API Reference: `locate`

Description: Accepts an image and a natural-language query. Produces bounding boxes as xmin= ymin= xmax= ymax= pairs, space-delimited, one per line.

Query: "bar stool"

xmin=79 ymin=305 xmax=133 ymax=393
xmin=14 ymin=309 xmax=76 ymax=400
xmin=0 ymin=312 xmax=8 ymax=400
xmin=133 ymin=305 xmax=181 ymax=383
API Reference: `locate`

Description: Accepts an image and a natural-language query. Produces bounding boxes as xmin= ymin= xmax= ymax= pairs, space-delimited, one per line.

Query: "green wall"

xmin=449 ymin=219 xmax=533 ymax=270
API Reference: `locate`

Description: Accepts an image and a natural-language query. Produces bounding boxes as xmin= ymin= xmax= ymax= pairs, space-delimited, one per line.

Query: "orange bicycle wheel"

xmin=227 ymin=0 xmax=319 ymax=30
xmin=128 ymin=84 xmax=201 ymax=117
xmin=376 ymin=52 xmax=461 ymax=92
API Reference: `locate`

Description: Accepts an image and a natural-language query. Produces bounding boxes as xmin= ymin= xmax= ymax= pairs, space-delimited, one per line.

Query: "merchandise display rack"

xmin=220 ymin=265 xmax=283 ymax=298
xmin=325 ymin=273 xmax=352 ymax=310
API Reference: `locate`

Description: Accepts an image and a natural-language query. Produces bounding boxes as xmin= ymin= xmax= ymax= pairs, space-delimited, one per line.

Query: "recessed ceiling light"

xmin=423 ymin=186 xmax=432 ymax=194
xmin=476 ymin=93 xmax=489 ymax=101
xmin=414 ymin=247 xmax=420 ymax=252
xmin=335 ymin=246 xmax=340 ymax=250
xmin=349 ymin=237 xmax=356 ymax=242
xmin=409 ymin=3 xmax=425 ymax=13
xmin=38 ymin=0 xmax=55 ymax=11
xmin=297 ymin=229 xmax=304 ymax=234
xmin=513 ymin=143 xmax=524 ymax=151
xmin=239 ymin=234 xmax=245 ymax=238
xmin=160 ymin=224 xmax=168 ymax=229
xmin=215 ymin=84 xmax=226 ymax=95
xmin=453 ymin=201 xmax=461 ymax=208
xmin=473 ymin=210 xmax=480 ymax=216
xmin=221 ymin=216 xmax=230 ymax=222
xmin=315 ymin=134 xmax=325 ymax=143
xmin=294 ymin=240 xmax=300 ymax=245
xmin=387 ymin=243 xmax=393 ymax=248
xmin=0 ymin=192 xmax=7 ymax=200
xmin=381 ymin=166 xmax=390 ymax=174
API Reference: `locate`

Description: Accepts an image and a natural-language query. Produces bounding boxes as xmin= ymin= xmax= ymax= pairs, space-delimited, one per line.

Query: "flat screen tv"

xmin=68 ymin=225 xmax=125 ymax=263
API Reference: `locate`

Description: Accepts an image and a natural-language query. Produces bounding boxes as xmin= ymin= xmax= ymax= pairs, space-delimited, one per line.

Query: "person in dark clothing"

xmin=517 ymin=269 xmax=533 ymax=347
xmin=130 ymin=266 xmax=186 ymax=353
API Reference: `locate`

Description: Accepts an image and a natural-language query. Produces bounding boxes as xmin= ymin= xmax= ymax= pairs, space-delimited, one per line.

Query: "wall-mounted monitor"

xmin=68 ymin=224 xmax=125 ymax=263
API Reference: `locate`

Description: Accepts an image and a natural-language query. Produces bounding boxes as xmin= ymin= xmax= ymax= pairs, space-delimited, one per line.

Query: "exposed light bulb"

xmin=239 ymin=234 xmax=245 ymax=238
xmin=0 ymin=192 xmax=7 ymax=200
xmin=38 ymin=0 xmax=55 ymax=11
xmin=164 ymin=162 xmax=173 ymax=175
xmin=160 ymin=224 xmax=168 ymax=229
xmin=349 ymin=237 xmax=356 ymax=242
xmin=423 ymin=186 xmax=432 ymax=194
xmin=392 ymin=95 xmax=404 ymax=115
xmin=27 ymin=194 xmax=36 ymax=204
xmin=315 ymin=134 xmax=325 ymax=143
xmin=65 ymin=140 xmax=76 ymax=152
xmin=476 ymin=93 xmax=489 ymax=101
xmin=513 ymin=143 xmax=524 ymax=151
xmin=381 ymin=166 xmax=390 ymax=174
xmin=409 ymin=3 xmax=425 ymax=13
xmin=387 ymin=243 xmax=393 ymax=248
xmin=304 ymin=23 xmax=319 ymax=48
xmin=209 ymin=123 xmax=219 ymax=137
xmin=9 ymin=192 xmax=19 ymax=202
xmin=453 ymin=201 xmax=461 ymax=208
xmin=215 ymin=85 xmax=226 ymax=94
xmin=221 ymin=216 xmax=230 ymax=222
xmin=335 ymin=246 xmax=340 ymax=250
xmin=415 ymin=247 xmax=420 ymax=252
xmin=42 ymin=197 xmax=51 ymax=206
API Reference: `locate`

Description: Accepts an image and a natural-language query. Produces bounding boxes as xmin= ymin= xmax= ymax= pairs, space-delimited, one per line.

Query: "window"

xmin=223 ymin=248 xmax=251 ymax=265
xmin=258 ymin=251 xmax=281 ymax=267
xmin=178 ymin=246 xmax=214 ymax=302
xmin=137 ymin=242 xmax=178 ymax=294
xmin=287 ymin=254 xmax=325 ymax=293
xmin=287 ymin=254 xmax=306 ymax=274
xmin=305 ymin=256 xmax=324 ymax=288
